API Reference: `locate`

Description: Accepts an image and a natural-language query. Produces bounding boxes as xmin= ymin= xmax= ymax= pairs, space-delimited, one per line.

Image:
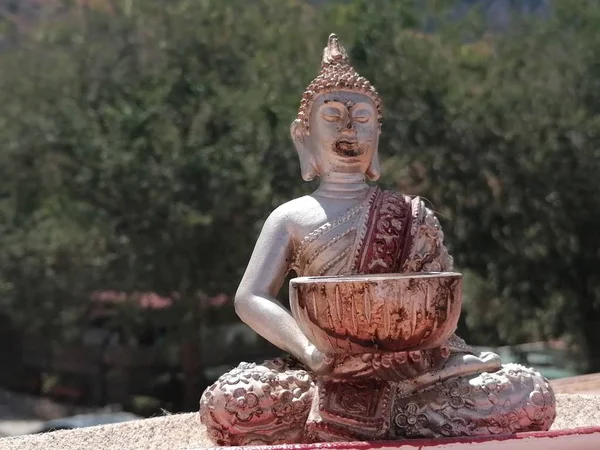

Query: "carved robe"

xmin=291 ymin=186 xmax=453 ymax=278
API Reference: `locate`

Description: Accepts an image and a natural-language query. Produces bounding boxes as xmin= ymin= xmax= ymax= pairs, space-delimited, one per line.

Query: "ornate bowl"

xmin=289 ymin=272 xmax=462 ymax=354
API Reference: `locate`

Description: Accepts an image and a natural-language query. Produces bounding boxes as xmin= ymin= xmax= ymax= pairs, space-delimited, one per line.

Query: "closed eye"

xmin=323 ymin=114 xmax=342 ymax=122
xmin=352 ymin=108 xmax=373 ymax=123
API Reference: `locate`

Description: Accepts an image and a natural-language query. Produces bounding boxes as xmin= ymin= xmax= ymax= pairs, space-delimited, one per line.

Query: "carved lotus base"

xmin=199 ymin=358 xmax=556 ymax=446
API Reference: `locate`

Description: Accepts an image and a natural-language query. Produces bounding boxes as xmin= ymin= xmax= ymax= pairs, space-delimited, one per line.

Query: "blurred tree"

xmin=329 ymin=0 xmax=600 ymax=370
xmin=0 ymin=0 xmax=325 ymax=407
xmin=0 ymin=0 xmax=599 ymax=407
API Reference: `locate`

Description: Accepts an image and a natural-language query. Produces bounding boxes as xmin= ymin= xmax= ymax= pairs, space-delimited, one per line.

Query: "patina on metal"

xmin=290 ymin=273 xmax=462 ymax=355
xmin=199 ymin=34 xmax=556 ymax=446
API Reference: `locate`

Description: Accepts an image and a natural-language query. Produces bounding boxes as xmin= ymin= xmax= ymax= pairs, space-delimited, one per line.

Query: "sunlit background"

xmin=0 ymin=0 xmax=598 ymax=437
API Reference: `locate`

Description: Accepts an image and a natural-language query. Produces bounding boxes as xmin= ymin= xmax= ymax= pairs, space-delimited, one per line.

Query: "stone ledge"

xmin=0 ymin=410 xmax=211 ymax=450
xmin=1 ymin=394 xmax=600 ymax=450
xmin=550 ymin=373 xmax=600 ymax=394
xmin=199 ymin=428 xmax=600 ymax=450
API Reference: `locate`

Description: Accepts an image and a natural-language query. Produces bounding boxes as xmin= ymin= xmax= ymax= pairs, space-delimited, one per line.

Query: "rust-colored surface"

xmin=290 ymin=273 xmax=462 ymax=354
xmin=353 ymin=190 xmax=414 ymax=275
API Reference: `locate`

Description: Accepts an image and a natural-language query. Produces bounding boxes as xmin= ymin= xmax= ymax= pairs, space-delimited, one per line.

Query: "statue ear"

xmin=290 ymin=119 xmax=318 ymax=181
xmin=366 ymin=148 xmax=381 ymax=181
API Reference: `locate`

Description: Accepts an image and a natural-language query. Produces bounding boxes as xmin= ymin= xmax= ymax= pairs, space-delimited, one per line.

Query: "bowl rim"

xmin=290 ymin=271 xmax=462 ymax=285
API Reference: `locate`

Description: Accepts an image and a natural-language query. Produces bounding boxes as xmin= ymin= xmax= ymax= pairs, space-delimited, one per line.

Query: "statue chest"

xmin=291 ymin=188 xmax=419 ymax=277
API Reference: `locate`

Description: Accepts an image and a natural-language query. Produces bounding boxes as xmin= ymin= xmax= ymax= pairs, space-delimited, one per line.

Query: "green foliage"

xmin=0 ymin=0 xmax=599 ymax=372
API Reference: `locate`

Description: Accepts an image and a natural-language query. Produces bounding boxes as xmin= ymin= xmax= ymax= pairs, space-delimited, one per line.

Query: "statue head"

xmin=291 ymin=34 xmax=383 ymax=182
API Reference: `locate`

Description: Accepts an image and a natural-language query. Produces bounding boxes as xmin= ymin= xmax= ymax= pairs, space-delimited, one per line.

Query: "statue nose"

xmin=342 ymin=117 xmax=355 ymax=131
xmin=341 ymin=123 xmax=357 ymax=138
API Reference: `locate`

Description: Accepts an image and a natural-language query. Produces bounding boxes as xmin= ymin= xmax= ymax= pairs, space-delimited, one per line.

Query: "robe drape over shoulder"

xmin=291 ymin=187 xmax=453 ymax=278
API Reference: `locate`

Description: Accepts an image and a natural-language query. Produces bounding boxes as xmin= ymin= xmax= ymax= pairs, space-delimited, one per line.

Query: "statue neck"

xmin=315 ymin=173 xmax=370 ymax=199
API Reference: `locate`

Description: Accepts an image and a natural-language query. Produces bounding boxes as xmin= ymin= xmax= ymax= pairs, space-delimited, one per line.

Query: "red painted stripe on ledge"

xmin=205 ymin=426 xmax=600 ymax=450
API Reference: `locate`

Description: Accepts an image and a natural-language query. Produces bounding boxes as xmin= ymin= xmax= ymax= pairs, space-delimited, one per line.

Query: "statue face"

xmin=306 ymin=90 xmax=380 ymax=178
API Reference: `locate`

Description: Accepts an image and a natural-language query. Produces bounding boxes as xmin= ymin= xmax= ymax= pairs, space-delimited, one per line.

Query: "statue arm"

xmin=235 ymin=207 xmax=325 ymax=371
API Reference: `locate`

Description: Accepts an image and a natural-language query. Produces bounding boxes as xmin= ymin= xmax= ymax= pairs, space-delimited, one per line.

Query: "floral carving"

xmin=272 ymin=390 xmax=311 ymax=425
xmin=218 ymin=363 xmax=256 ymax=386
xmin=224 ymin=387 xmax=262 ymax=422
xmin=442 ymin=380 xmax=475 ymax=409
xmin=394 ymin=403 xmax=428 ymax=436
xmin=486 ymin=407 xmax=522 ymax=434
xmin=272 ymin=391 xmax=295 ymax=423
xmin=258 ymin=371 xmax=278 ymax=386
xmin=293 ymin=371 xmax=312 ymax=387
xmin=354 ymin=189 xmax=413 ymax=274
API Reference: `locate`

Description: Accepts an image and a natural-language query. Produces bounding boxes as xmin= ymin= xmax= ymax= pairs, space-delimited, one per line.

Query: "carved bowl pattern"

xmin=289 ymin=272 xmax=462 ymax=354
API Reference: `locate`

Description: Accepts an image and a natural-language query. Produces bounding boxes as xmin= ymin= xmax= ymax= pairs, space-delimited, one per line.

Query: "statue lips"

xmin=333 ymin=139 xmax=363 ymax=157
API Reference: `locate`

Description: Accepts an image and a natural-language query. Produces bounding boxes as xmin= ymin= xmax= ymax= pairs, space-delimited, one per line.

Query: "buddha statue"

xmin=199 ymin=34 xmax=555 ymax=446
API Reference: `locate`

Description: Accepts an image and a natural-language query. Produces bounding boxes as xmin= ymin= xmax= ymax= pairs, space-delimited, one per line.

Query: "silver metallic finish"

xmin=198 ymin=34 xmax=556 ymax=446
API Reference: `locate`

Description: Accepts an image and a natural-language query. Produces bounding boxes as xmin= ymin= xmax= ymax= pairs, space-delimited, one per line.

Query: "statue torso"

xmin=289 ymin=187 xmax=376 ymax=277
xmin=286 ymin=187 xmax=447 ymax=278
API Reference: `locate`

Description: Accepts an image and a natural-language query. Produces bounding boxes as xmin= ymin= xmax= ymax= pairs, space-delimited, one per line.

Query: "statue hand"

xmin=364 ymin=350 xmax=439 ymax=380
xmin=304 ymin=345 xmax=335 ymax=375
xmin=328 ymin=347 xmax=450 ymax=381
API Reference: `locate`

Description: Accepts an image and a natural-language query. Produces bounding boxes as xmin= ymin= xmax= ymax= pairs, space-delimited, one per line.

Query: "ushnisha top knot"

xmin=297 ymin=34 xmax=382 ymax=131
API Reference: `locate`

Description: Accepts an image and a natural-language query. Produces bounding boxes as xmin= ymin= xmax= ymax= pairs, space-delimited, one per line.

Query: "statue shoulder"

xmin=378 ymin=190 xmax=433 ymax=222
xmin=411 ymin=196 xmax=443 ymax=227
xmin=263 ymin=196 xmax=314 ymax=234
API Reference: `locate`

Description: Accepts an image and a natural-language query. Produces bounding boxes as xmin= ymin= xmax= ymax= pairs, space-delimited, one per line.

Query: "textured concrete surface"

xmin=192 ymin=428 xmax=600 ymax=450
xmin=0 ymin=411 xmax=212 ymax=450
xmin=550 ymin=373 xmax=600 ymax=395
xmin=0 ymin=393 xmax=599 ymax=450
